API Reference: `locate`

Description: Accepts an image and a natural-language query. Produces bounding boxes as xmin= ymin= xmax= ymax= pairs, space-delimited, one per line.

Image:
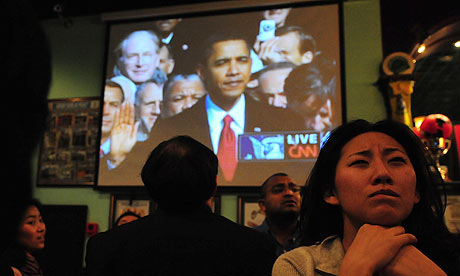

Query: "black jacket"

xmin=85 ymin=206 xmax=276 ymax=276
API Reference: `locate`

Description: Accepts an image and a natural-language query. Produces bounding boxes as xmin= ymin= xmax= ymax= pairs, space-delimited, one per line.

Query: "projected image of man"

xmin=256 ymin=62 xmax=296 ymax=108
xmin=100 ymin=80 xmax=124 ymax=157
xmin=149 ymin=32 xmax=303 ymax=183
xmin=135 ymin=80 xmax=163 ymax=141
xmin=106 ymin=31 xmax=304 ymax=185
xmin=256 ymin=26 xmax=316 ymax=67
xmin=161 ymin=73 xmax=206 ymax=118
xmin=115 ymin=30 xmax=160 ymax=85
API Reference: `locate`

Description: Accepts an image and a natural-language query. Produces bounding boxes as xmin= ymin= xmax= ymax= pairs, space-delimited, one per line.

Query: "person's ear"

xmin=323 ymin=189 xmax=339 ymax=205
xmin=166 ymin=59 xmax=175 ymax=75
xmin=196 ymin=64 xmax=206 ymax=81
xmin=301 ymin=51 xmax=313 ymax=64
xmin=258 ymin=199 xmax=266 ymax=213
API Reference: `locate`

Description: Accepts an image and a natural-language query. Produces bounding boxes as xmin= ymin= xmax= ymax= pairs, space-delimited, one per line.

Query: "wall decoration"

xmin=37 ymin=97 xmax=100 ymax=186
xmin=237 ymin=195 xmax=265 ymax=228
xmin=109 ymin=193 xmax=156 ymax=228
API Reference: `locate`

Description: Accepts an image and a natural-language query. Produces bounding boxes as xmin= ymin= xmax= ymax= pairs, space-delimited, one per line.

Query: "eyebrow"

xmin=272 ymin=182 xmax=297 ymax=188
xmin=347 ymin=147 xmax=406 ymax=158
xmin=215 ymin=54 xmax=249 ymax=62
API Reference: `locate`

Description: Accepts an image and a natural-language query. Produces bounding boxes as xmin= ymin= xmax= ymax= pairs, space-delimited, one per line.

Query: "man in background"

xmin=114 ymin=30 xmax=161 ymax=85
xmin=256 ymin=25 xmax=317 ymax=66
xmin=154 ymin=18 xmax=182 ymax=45
xmin=157 ymin=44 xmax=175 ymax=80
xmin=135 ymin=80 xmax=163 ymax=141
xmin=100 ymin=80 xmax=125 ymax=156
xmin=255 ymin=172 xmax=302 ymax=257
xmin=262 ymin=8 xmax=291 ymax=28
xmin=161 ymin=73 xmax=206 ymax=118
xmin=86 ymin=136 xmax=276 ymax=275
xmin=255 ymin=61 xmax=296 ymax=108
xmin=284 ymin=63 xmax=334 ymax=133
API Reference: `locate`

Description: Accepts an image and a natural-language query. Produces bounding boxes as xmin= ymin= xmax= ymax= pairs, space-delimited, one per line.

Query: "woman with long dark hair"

xmin=273 ymin=119 xmax=460 ymax=275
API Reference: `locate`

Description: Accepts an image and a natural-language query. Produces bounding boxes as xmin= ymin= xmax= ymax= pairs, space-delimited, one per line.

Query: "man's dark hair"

xmin=200 ymin=30 xmax=251 ymax=66
xmin=141 ymin=136 xmax=218 ymax=211
xmin=260 ymin=172 xmax=289 ymax=199
xmin=275 ymin=25 xmax=316 ymax=55
xmin=105 ymin=79 xmax=126 ymax=103
xmin=284 ymin=63 xmax=328 ymax=105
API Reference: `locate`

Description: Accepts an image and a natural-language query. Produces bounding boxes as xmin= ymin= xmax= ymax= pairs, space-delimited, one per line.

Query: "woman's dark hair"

xmin=300 ymin=119 xmax=460 ymax=274
xmin=1 ymin=198 xmax=44 ymax=269
xmin=141 ymin=135 xmax=218 ymax=211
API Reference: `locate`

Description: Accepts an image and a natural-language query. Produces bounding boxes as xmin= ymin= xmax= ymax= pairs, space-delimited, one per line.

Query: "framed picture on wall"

xmin=109 ymin=193 xmax=157 ymax=228
xmin=237 ymin=195 xmax=265 ymax=228
xmin=37 ymin=97 xmax=100 ymax=186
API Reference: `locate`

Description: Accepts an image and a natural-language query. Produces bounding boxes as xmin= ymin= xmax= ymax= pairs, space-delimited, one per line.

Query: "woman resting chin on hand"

xmin=272 ymin=119 xmax=460 ymax=276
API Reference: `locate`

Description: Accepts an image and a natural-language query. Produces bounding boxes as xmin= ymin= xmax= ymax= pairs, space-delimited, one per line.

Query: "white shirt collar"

xmin=205 ymin=94 xmax=245 ymax=152
xmin=161 ymin=32 xmax=174 ymax=44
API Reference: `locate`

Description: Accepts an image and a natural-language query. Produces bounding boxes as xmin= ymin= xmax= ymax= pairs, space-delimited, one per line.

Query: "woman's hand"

xmin=339 ymin=224 xmax=417 ymax=276
xmin=382 ymin=245 xmax=446 ymax=276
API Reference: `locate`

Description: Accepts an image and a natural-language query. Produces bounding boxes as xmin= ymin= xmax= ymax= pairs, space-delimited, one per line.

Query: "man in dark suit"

xmin=86 ymin=136 xmax=276 ymax=276
xmin=103 ymin=31 xmax=303 ymax=186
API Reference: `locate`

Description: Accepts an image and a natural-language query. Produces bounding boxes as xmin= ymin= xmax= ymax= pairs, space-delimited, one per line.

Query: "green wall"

xmin=33 ymin=0 xmax=385 ymax=233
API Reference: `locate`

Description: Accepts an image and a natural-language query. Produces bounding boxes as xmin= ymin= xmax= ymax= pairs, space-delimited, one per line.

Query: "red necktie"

xmin=217 ymin=115 xmax=237 ymax=182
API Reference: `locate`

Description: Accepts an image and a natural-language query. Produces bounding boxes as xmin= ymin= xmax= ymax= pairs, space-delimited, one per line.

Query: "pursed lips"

xmin=224 ymin=78 xmax=243 ymax=85
xmin=282 ymin=199 xmax=298 ymax=206
xmin=369 ymin=189 xmax=399 ymax=198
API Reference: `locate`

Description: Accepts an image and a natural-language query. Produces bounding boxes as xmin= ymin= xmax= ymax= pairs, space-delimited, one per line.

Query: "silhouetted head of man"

xmin=141 ymin=136 xmax=218 ymax=211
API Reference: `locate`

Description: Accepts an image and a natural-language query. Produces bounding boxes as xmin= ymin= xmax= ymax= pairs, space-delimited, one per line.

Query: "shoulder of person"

xmin=273 ymin=246 xmax=316 ymax=276
xmin=274 ymin=236 xmax=344 ymax=276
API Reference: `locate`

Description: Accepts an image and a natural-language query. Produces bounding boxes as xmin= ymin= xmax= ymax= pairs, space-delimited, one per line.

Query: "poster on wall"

xmin=37 ymin=97 xmax=100 ymax=186
xmin=238 ymin=195 xmax=265 ymax=228
xmin=109 ymin=193 xmax=156 ymax=228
